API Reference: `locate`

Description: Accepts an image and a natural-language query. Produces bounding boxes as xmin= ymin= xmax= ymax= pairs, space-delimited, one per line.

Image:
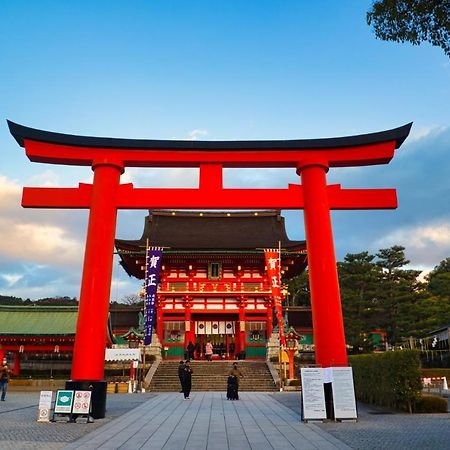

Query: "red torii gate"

xmin=8 ymin=120 xmax=411 ymax=414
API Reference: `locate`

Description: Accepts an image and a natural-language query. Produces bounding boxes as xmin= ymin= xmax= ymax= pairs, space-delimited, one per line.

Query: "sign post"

xmin=331 ymin=367 xmax=357 ymax=421
xmin=53 ymin=390 xmax=75 ymax=422
xmin=37 ymin=391 xmax=53 ymax=423
xmin=300 ymin=368 xmax=327 ymax=422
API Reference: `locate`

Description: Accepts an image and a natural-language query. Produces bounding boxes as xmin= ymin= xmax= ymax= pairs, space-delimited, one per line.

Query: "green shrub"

xmin=349 ymin=350 xmax=422 ymax=413
xmin=413 ymin=395 xmax=448 ymax=413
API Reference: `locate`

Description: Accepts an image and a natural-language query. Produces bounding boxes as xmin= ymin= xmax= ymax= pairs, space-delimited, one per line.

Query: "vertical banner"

xmin=144 ymin=247 xmax=163 ymax=345
xmin=264 ymin=249 xmax=286 ymax=346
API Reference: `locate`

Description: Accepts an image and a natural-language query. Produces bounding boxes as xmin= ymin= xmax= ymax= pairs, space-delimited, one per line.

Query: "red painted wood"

xmin=300 ymin=163 xmax=348 ymax=367
xmin=22 ymin=184 xmax=397 ymax=210
xmin=71 ymin=163 xmax=123 ymax=381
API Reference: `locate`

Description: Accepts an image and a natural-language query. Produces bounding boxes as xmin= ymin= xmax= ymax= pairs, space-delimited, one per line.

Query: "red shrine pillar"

xmin=238 ymin=298 xmax=246 ymax=356
xmin=266 ymin=298 xmax=273 ymax=337
xmin=12 ymin=352 xmax=20 ymax=376
xmin=70 ymin=162 xmax=123 ymax=383
xmin=156 ymin=305 xmax=164 ymax=349
xmin=297 ymin=162 xmax=348 ymax=368
xmin=0 ymin=346 xmax=5 ymax=365
xmin=184 ymin=296 xmax=192 ymax=350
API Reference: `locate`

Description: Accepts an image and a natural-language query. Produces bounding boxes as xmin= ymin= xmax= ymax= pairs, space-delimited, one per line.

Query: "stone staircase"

xmin=148 ymin=360 xmax=277 ymax=392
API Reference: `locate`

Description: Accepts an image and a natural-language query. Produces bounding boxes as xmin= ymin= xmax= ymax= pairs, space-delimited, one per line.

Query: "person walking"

xmin=1 ymin=363 xmax=11 ymax=401
xmin=205 ymin=341 xmax=213 ymax=361
xmin=178 ymin=360 xmax=185 ymax=393
xmin=227 ymin=362 xmax=243 ymax=400
xmin=181 ymin=360 xmax=193 ymax=399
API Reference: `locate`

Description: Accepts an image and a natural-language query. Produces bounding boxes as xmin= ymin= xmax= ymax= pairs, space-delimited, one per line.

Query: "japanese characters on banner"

xmin=264 ymin=249 xmax=286 ymax=346
xmin=144 ymin=247 xmax=163 ymax=345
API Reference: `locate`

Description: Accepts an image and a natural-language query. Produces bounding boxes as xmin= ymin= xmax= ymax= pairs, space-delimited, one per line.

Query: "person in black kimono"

xmin=178 ymin=360 xmax=185 ymax=393
xmin=182 ymin=360 xmax=193 ymax=399
xmin=227 ymin=362 xmax=243 ymax=400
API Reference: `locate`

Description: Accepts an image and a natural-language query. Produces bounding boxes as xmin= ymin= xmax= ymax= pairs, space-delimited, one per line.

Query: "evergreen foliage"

xmin=285 ymin=247 xmax=450 ymax=348
xmin=350 ymin=350 xmax=422 ymax=413
xmin=367 ymin=0 xmax=450 ymax=57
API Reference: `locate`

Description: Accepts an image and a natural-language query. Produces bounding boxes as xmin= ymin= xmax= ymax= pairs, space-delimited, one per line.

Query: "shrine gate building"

xmin=115 ymin=210 xmax=307 ymax=359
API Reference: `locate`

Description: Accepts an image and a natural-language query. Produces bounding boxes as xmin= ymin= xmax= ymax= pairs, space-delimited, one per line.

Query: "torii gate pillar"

xmin=299 ymin=163 xmax=347 ymax=367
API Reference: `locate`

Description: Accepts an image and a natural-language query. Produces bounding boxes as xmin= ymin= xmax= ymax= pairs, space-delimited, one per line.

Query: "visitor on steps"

xmin=178 ymin=360 xmax=185 ymax=393
xmin=187 ymin=341 xmax=195 ymax=360
xmin=227 ymin=362 xmax=243 ymax=400
xmin=182 ymin=360 xmax=193 ymax=399
xmin=205 ymin=341 xmax=213 ymax=361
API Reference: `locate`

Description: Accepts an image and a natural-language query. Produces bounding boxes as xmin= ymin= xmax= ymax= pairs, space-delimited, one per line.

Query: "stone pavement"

xmin=271 ymin=393 xmax=450 ymax=450
xmin=0 ymin=392 xmax=153 ymax=449
xmin=0 ymin=391 xmax=449 ymax=449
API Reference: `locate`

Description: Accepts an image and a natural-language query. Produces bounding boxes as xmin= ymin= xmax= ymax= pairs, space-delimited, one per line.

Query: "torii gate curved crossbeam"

xmin=8 ymin=120 xmax=411 ymax=415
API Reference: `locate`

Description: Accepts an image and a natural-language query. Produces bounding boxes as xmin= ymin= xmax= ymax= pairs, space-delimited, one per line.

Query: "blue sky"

xmin=0 ymin=1 xmax=449 ymax=300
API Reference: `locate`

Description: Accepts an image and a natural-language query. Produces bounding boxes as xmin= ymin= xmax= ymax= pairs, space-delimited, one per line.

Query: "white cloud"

xmin=185 ymin=129 xmax=208 ymax=140
xmin=0 ymin=175 xmax=84 ymax=268
xmin=0 ymin=175 xmax=22 ymax=211
xmin=374 ymin=219 xmax=450 ymax=270
xmin=0 ymin=273 xmax=23 ymax=287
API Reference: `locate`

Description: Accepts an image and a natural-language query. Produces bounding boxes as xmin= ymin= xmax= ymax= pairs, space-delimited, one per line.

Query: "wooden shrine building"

xmin=116 ymin=210 xmax=307 ymax=359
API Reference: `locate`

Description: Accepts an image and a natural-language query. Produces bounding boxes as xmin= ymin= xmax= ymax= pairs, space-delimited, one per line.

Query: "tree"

xmin=375 ymin=246 xmax=422 ymax=343
xmin=427 ymin=257 xmax=450 ymax=300
xmin=35 ymin=296 xmax=78 ymax=306
xmin=338 ymin=252 xmax=383 ymax=350
xmin=120 ymin=293 xmax=143 ymax=306
xmin=367 ymin=0 xmax=450 ymax=57
xmin=287 ymin=271 xmax=311 ymax=306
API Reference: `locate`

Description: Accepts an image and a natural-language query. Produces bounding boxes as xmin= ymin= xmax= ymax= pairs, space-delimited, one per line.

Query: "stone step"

xmin=149 ymin=360 xmax=277 ymax=392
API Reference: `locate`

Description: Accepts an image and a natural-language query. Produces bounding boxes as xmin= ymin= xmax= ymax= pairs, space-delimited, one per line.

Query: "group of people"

xmin=186 ymin=340 xmax=234 ymax=361
xmin=177 ymin=360 xmax=244 ymax=400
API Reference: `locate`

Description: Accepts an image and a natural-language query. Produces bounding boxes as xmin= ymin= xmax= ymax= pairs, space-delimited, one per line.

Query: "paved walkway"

xmin=1 ymin=391 xmax=450 ymax=449
xmin=64 ymin=392 xmax=349 ymax=450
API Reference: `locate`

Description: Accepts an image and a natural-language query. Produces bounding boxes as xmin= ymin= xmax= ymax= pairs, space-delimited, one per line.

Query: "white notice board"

xmin=37 ymin=391 xmax=53 ymax=422
xmin=300 ymin=368 xmax=327 ymax=420
xmin=72 ymin=391 xmax=92 ymax=415
xmin=331 ymin=367 xmax=357 ymax=420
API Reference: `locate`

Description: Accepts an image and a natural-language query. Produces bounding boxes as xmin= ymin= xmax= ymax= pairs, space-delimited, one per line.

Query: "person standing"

xmin=227 ymin=362 xmax=243 ymax=400
xmin=187 ymin=341 xmax=195 ymax=360
xmin=1 ymin=363 xmax=11 ymax=401
xmin=205 ymin=341 xmax=213 ymax=361
xmin=182 ymin=360 xmax=193 ymax=399
xmin=178 ymin=360 xmax=185 ymax=393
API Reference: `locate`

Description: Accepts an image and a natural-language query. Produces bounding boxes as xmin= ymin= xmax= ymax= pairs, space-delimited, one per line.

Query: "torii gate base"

xmin=8 ymin=120 xmax=411 ymax=418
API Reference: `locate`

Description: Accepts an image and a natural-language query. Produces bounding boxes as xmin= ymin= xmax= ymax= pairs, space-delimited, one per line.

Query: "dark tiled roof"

xmin=116 ymin=210 xmax=305 ymax=251
xmin=8 ymin=120 xmax=412 ymax=150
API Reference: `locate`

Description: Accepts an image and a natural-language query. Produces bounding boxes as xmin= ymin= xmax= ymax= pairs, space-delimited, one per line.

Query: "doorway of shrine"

xmin=192 ymin=319 xmax=236 ymax=360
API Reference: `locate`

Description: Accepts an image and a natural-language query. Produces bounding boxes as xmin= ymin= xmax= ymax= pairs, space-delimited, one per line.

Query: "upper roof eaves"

xmin=8 ymin=121 xmax=412 ymax=151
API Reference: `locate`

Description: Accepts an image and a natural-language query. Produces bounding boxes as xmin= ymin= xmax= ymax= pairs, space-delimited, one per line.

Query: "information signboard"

xmin=331 ymin=367 xmax=357 ymax=420
xmin=37 ymin=391 xmax=53 ymax=422
xmin=54 ymin=390 xmax=74 ymax=414
xmin=72 ymin=390 xmax=92 ymax=415
xmin=300 ymin=368 xmax=327 ymax=421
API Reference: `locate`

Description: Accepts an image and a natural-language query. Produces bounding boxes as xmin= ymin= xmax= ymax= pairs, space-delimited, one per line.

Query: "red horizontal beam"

xmin=22 ymin=183 xmax=397 ymax=210
xmin=24 ymin=139 xmax=396 ymax=168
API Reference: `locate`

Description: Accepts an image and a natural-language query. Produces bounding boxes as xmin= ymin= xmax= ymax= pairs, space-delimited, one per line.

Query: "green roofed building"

xmin=0 ymin=305 xmax=114 ymax=376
